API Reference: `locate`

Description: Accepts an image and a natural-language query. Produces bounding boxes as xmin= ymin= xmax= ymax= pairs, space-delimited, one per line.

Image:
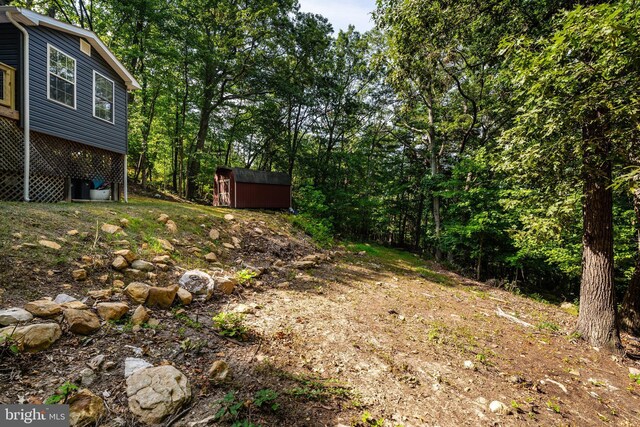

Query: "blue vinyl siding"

xmin=27 ymin=26 xmax=127 ymax=154
xmin=0 ymin=24 xmax=21 ymax=109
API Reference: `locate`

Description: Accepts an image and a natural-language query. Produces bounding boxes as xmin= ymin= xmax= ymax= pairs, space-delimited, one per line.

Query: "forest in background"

xmin=5 ymin=0 xmax=640 ymax=349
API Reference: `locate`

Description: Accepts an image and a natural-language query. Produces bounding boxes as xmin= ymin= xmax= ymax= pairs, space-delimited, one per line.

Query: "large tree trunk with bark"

xmin=575 ymin=111 xmax=621 ymax=351
xmin=620 ymin=187 xmax=640 ymax=335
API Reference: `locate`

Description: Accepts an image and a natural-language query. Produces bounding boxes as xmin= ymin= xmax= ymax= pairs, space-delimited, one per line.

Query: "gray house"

xmin=0 ymin=7 xmax=139 ymax=202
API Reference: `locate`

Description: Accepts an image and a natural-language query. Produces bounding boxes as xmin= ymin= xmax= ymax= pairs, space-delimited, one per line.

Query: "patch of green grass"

xmin=287 ymin=376 xmax=352 ymax=402
xmin=537 ymin=321 xmax=560 ymax=332
xmin=346 ymin=243 xmax=379 ymax=255
xmin=630 ymin=373 xmax=640 ymax=385
xmin=417 ymin=267 xmax=457 ymax=286
xmin=173 ymin=309 xmax=203 ymax=329
xmin=257 ymin=364 xmax=352 ymax=403
xmin=546 ymin=399 xmax=561 ymax=414
xmin=179 ymin=337 xmax=207 ymax=354
xmin=289 ymin=214 xmax=333 ymax=247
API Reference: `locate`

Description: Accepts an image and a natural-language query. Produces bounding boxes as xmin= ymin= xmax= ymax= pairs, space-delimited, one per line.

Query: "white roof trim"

xmin=0 ymin=6 xmax=140 ymax=90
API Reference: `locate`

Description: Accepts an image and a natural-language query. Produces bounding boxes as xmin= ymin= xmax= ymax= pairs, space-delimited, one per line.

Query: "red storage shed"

xmin=213 ymin=167 xmax=292 ymax=209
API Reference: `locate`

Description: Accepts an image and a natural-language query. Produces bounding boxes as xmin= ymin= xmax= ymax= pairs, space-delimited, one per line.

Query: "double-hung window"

xmin=93 ymin=71 xmax=114 ymax=123
xmin=47 ymin=45 xmax=76 ymax=108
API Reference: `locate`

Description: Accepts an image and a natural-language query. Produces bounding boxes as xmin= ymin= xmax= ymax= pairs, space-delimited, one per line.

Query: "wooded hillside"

xmin=8 ymin=0 xmax=640 ymax=349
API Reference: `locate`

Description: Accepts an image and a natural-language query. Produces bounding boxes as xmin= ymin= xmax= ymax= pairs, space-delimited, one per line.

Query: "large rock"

xmin=68 ymin=388 xmax=106 ymax=427
xmin=489 ymin=400 xmax=511 ymax=415
xmin=72 ymin=269 xmax=88 ymax=281
xmin=62 ymin=300 xmax=89 ymax=310
xmin=224 ymin=214 xmax=235 ymax=221
xmin=217 ymin=277 xmax=237 ymax=295
xmin=207 ymin=360 xmax=231 ymax=383
xmin=204 ymin=252 xmax=218 ymax=262
xmin=178 ymin=270 xmax=215 ymax=301
xmin=54 ymin=293 xmax=77 ymax=304
xmin=292 ymin=260 xmax=316 ymax=269
xmin=152 ymin=255 xmax=171 ymax=264
xmin=146 ymin=285 xmax=178 ymax=309
xmin=87 ymin=289 xmax=112 ymax=300
xmin=131 ymin=305 xmax=150 ymax=326
xmin=96 ymin=302 xmax=129 ymax=321
xmin=0 ymin=307 xmax=33 ymax=326
xmin=124 ymin=282 xmax=150 ymax=304
xmin=165 ymin=220 xmax=178 ymax=234
xmin=111 ymin=255 xmax=129 ymax=271
xmin=24 ymin=298 xmax=62 ymax=317
xmin=39 ymin=240 xmax=61 ymax=250
xmin=65 ymin=309 xmax=101 ymax=335
xmin=157 ymin=239 xmax=175 ymax=252
xmin=125 ymin=357 xmax=153 ymax=378
xmin=101 ymin=223 xmax=123 ymax=234
xmin=127 ymin=365 xmax=191 ymax=425
xmin=209 ymin=229 xmax=220 ymax=240
xmin=114 ymin=249 xmax=136 ymax=264
xmin=131 ymin=260 xmax=155 ymax=272
xmin=156 ymin=214 xmax=169 ymax=224
xmin=0 ymin=323 xmax=62 ymax=352
xmin=176 ymin=288 xmax=193 ymax=305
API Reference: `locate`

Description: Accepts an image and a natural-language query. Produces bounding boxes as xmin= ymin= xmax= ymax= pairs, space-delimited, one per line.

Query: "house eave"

xmin=0 ymin=6 xmax=140 ymax=91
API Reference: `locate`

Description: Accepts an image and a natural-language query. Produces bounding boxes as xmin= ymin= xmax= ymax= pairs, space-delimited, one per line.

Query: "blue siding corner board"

xmin=26 ymin=26 xmax=128 ymax=154
xmin=0 ymin=24 xmax=21 ymax=108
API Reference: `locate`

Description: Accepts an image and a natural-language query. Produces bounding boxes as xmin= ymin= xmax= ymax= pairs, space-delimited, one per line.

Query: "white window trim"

xmin=46 ymin=44 xmax=77 ymax=110
xmin=92 ymin=70 xmax=115 ymax=124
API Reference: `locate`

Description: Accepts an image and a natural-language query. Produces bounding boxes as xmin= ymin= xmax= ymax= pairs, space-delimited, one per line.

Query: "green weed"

xmin=212 ymin=312 xmax=248 ymax=340
xmin=361 ymin=411 xmax=385 ymax=426
xmin=546 ymin=399 xmax=561 ymax=414
xmin=236 ymin=269 xmax=258 ymax=285
xmin=214 ymin=392 xmax=244 ymax=422
xmin=45 ymin=381 xmax=78 ymax=404
xmin=254 ymin=389 xmax=279 ymax=411
xmin=537 ymin=321 xmax=560 ymax=332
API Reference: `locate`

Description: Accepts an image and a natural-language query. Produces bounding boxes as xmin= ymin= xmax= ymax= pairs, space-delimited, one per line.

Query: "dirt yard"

xmin=0 ymin=196 xmax=639 ymax=426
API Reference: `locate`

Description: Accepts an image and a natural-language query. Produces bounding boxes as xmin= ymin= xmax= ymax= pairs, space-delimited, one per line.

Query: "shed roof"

xmin=218 ymin=167 xmax=291 ymax=186
xmin=0 ymin=7 xmax=140 ymax=90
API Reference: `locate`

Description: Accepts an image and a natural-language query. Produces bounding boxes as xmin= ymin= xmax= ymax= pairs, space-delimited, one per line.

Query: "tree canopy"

xmin=9 ymin=0 xmax=640 ymax=348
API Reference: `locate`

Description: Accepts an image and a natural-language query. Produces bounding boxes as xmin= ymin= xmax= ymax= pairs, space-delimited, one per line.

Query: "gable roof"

xmin=218 ymin=167 xmax=292 ymax=186
xmin=0 ymin=7 xmax=140 ymax=90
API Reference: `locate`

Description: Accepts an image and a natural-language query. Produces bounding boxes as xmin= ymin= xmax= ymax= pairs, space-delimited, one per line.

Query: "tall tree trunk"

xmin=427 ymin=98 xmax=442 ymax=261
xmin=186 ymin=81 xmax=215 ymax=199
xmin=576 ymin=110 xmax=621 ymax=351
xmin=620 ymin=187 xmax=640 ymax=335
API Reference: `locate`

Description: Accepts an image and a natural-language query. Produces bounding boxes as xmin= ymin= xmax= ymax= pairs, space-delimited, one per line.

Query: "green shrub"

xmin=212 ymin=312 xmax=248 ymax=340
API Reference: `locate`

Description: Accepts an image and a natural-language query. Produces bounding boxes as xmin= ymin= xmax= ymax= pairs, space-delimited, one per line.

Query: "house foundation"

xmin=0 ymin=116 xmax=124 ymax=202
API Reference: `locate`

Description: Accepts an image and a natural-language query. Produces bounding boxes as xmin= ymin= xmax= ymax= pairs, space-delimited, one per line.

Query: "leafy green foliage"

xmin=214 ymin=392 xmax=244 ymax=422
xmin=361 ymin=411 xmax=385 ymax=427
xmin=45 ymin=381 xmax=78 ymax=404
xmin=236 ymin=269 xmax=258 ymax=286
xmin=212 ymin=312 xmax=248 ymax=340
xmin=254 ymin=389 xmax=279 ymax=411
